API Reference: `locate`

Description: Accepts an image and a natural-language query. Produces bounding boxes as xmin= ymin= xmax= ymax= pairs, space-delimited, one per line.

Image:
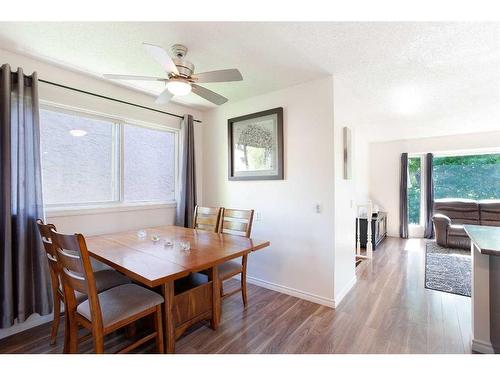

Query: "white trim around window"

xmin=40 ymin=100 xmax=181 ymax=133
xmin=45 ymin=202 xmax=177 ymax=218
xmin=40 ymin=101 xmax=180 ymax=213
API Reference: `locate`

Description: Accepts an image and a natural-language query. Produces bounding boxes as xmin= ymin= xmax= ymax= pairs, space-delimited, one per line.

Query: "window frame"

xmin=433 ymin=149 xmax=500 ymax=158
xmin=40 ymin=101 xmax=180 ymax=214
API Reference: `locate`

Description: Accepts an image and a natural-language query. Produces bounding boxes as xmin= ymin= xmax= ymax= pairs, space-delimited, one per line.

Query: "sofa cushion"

xmin=479 ymin=200 xmax=500 ymax=226
xmin=433 ymin=199 xmax=480 ymax=224
xmin=448 ymin=224 xmax=469 ymax=238
xmin=447 ymin=235 xmax=471 ymax=249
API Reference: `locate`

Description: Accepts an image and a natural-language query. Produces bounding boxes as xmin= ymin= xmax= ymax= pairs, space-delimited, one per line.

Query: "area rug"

xmin=424 ymin=241 xmax=471 ymax=297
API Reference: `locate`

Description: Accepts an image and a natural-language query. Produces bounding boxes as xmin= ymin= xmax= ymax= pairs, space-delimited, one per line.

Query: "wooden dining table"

xmin=85 ymin=225 xmax=270 ymax=353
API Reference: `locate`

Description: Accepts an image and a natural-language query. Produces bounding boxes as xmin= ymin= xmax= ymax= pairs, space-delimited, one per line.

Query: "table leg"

xmin=208 ymin=266 xmax=221 ymax=330
xmin=161 ymin=282 xmax=175 ymax=354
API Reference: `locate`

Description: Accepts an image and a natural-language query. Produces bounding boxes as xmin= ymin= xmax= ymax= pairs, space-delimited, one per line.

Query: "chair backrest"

xmin=36 ymin=219 xmax=62 ymax=295
xmin=193 ymin=206 xmax=222 ymax=232
xmin=219 ymin=208 xmax=254 ymax=238
xmin=50 ymin=229 xmax=103 ymax=327
xmin=36 ymin=219 xmax=58 ymax=269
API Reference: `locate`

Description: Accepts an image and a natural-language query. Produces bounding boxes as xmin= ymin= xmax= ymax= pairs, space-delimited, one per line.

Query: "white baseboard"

xmin=471 ymin=338 xmax=495 ymax=354
xmin=244 ymin=275 xmax=335 ymax=308
xmin=334 ymin=276 xmax=357 ymax=307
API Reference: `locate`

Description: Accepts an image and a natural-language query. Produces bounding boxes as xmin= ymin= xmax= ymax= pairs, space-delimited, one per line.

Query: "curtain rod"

xmin=14 ymin=74 xmax=202 ymax=123
xmin=38 ymin=79 xmax=202 ymax=123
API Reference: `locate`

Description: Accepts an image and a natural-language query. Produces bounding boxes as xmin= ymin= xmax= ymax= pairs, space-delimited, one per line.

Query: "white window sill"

xmin=45 ymin=201 xmax=177 ymax=217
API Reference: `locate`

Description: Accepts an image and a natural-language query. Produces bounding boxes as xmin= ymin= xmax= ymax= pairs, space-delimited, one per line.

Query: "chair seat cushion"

xmin=448 ymin=224 xmax=468 ymax=238
xmin=218 ymin=260 xmax=243 ymax=279
xmin=77 ymin=284 xmax=164 ymax=327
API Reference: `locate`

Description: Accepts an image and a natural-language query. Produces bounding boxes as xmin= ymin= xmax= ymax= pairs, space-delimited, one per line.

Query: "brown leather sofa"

xmin=432 ymin=199 xmax=500 ymax=249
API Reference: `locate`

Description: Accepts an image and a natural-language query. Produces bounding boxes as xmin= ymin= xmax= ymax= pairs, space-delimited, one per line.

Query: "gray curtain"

xmin=399 ymin=153 xmax=409 ymax=239
xmin=1 ymin=64 xmax=51 ymax=328
xmin=175 ymin=114 xmax=197 ymax=228
xmin=423 ymin=153 xmax=434 ymax=239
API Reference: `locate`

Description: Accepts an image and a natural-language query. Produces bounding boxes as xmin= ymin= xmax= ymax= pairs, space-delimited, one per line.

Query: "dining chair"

xmin=50 ymin=229 xmax=165 ymax=354
xmin=193 ymin=205 xmax=222 ymax=232
xmin=217 ymin=208 xmax=254 ymax=306
xmin=36 ymin=219 xmax=131 ymax=348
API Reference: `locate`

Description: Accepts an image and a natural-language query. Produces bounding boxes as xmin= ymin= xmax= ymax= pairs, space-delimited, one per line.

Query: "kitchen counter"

xmin=464 ymin=225 xmax=500 ymax=256
xmin=465 ymin=225 xmax=500 ymax=353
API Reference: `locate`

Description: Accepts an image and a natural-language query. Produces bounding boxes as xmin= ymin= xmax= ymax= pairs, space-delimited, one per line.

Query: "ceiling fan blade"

xmin=155 ymin=88 xmax=174 ymax=105
xmin=191 ymin=84 xmax=228 ymax=105
xmin=192 ymin=69 xmax=243 ymax=83
xmin=142 ymin=43 xmax=180 ymax=76
xmin=103 ymin=74 xmax=167 ymax=81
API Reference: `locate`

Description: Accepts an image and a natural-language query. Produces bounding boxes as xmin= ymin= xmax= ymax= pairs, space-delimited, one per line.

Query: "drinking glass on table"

xmin=179 ymin=241 xmax=191 ymax=252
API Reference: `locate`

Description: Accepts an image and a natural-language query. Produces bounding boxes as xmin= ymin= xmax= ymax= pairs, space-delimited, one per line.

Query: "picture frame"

xmin=227 ymin=107 xmax=284 ymax=181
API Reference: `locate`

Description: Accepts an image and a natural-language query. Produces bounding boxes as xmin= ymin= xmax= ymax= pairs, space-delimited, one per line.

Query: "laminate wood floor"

xmin=0 ymin=237 xmax=471 ymax=354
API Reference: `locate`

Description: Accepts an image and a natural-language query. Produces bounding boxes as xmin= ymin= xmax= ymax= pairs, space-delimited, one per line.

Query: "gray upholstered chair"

xmin=432 ymin=199 xmax=500 ymax=249
xmin=51 ymin=228 xmax=164 ymax=354
xmin=217 ymin=208 xmax=254 ymax=306
xmin=36 ymin=220 xmax=131 ymax=348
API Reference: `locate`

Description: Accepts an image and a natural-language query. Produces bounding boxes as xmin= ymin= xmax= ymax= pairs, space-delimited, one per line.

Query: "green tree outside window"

xmin=408 ymin=157 xmax=421 ymax=225
xmin=433 ymin=154 xmax=500 ymax=200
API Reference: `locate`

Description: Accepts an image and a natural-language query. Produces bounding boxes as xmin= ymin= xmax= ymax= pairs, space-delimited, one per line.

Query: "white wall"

xmin=369 ymin=131 xmax=500 ymax=237
xmin=202 ymin=77 xmax=336 ymax=307
xmin=0 ymin=48 xmax=204 ymax=339
xmin=332 ymin=76 xmax=371 ymax=302
xmin=353 ymin=132 xmax=371 ymax=203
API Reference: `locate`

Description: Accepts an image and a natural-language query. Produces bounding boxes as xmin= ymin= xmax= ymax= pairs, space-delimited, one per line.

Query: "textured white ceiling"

xmin=0 ymin=22 xmax=499 ymax=140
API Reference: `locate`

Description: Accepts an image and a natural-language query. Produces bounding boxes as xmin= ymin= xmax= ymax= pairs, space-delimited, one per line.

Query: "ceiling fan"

xmin=103 ymin=43 xmax=243 ymax=105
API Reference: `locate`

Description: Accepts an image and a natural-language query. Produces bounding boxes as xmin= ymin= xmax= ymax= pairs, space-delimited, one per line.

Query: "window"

xmin=433 ymin=154 xmax=500 ymax=200
xmin=40 ymin=109 xmax=117 ymax=205
xmin=123 ymin=124 xmax=176 ymax=202
xmin=408 ymin=156 xmax=422 ymax=225
xmin=40 ymin=106 xmax=177 ymax=208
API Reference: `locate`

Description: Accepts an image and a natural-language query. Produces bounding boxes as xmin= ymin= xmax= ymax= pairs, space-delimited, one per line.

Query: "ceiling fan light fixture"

xmin=105 ymin=43 xmax=239 ymax=105
xmin=69 ymin=129 xmax=87 ymax=137
xmin=166 ymin=80 xmax=192 ymax=96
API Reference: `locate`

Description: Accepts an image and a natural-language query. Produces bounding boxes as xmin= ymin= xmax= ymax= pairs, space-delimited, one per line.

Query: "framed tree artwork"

xmin=227 ymin=107 xmax=284 ymax=180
